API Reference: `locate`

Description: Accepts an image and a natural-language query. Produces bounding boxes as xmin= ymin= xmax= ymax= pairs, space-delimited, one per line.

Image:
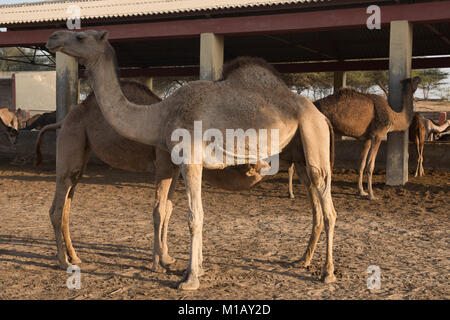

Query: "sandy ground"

xmin=0 ymin=160 xmax=448 ymax=300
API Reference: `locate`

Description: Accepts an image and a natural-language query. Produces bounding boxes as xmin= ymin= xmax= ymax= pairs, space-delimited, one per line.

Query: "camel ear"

xmin=98 ymin=30 xmax=109 ymax=41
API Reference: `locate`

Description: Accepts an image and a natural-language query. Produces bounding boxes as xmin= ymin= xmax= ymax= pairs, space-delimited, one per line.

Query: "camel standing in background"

xmin=47 ymin=30 xmax=337 ymax=290
xmin=409 ymin=113 xmax=426 ymax=177
xmin=423 ymin=118 xmax=450 ymax=141
xmin=313 ymin=79 xmax=420 ymax=200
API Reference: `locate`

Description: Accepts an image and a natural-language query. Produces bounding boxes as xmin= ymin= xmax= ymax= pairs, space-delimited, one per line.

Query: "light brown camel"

xmin=409 ymin=113 xmax=426 ymax=177
xmin=35 ymin=80 xmax=268 ymax=269
xmin=34 ymin=81 xmax=163 ymax=268
xmin=0 ymin=107 xmax=19 ymax=131
xmin=423 ymin=118 xmax=450 ymax=141
xmin=47 ymin=30 xmax=337 ymax=290
xmin=311 ymin=80 xmax=420 ymax=200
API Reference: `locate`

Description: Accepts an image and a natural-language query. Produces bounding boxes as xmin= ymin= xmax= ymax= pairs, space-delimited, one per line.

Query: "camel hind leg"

xmin=291 ymin=163 xmax=323 ymax=268
xmin=288 ymin=163 xmax=295 ymax=199
xmin=297 ymin=110 xmax=337 ymax=283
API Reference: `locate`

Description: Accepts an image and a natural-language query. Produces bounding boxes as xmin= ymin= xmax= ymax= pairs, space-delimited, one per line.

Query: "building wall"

xmin=14 ymin=71 xmax=56 ymax=115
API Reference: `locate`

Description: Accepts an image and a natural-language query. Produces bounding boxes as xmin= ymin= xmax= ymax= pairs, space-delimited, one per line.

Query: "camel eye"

xmin=76 ymin=34 xmax=86 ymax=41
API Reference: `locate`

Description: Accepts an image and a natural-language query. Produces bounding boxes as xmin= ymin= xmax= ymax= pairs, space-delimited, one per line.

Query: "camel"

xmin=287 ymin=82 xmax=420 ymax=199
xmin=34 ymin=81 xmax=165 ymax=268
xmin=0 ymin=107 xmax=19 ymax=131
xmin=423 ymin=118 xmax=450 ymax=141
xmin=47 ymin=30 xmax=337 ymax=290
xmin=310 ymin=80 xmax=420 ymax=200
xmin=409 ymin=113 xmax=426 ymax=177
xmin=35 ymin=80 xmax=270 ymax=270
xmin=23 ymin=111 xmax=56 ymax=130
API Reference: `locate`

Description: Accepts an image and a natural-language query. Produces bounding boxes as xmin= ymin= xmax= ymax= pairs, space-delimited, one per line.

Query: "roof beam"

xmin=94 ymin=57 xmax=450 ymax=78
xmin=1 ymin=1 xmax=449 ymax=46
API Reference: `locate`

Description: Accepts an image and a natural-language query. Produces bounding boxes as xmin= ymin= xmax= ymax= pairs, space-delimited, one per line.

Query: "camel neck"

xmin=86 ymin=54 xmax=163 ymax=147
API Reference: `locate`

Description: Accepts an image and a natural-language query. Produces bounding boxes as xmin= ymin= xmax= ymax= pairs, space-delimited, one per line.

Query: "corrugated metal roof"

xmin=0 ymin=0 xmax=329 ymax=25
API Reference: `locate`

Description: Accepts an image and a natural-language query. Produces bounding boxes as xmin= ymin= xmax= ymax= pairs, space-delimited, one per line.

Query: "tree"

xmin=412 ymin=69 xmax=448 ymax=100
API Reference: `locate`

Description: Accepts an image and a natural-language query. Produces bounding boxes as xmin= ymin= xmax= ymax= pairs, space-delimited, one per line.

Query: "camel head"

xmin=46 ymin=30 xmax=110 ymax=67
xmin=402 ymin=76 xmax=421 ymax=94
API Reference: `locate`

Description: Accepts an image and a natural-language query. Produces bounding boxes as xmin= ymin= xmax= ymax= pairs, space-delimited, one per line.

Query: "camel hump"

xmin=220 ymin=56 xmax=286 ymax=89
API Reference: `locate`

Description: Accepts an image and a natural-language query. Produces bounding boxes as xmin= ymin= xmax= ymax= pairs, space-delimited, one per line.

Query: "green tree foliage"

xmin=412 ymin=69 xmax=448 ymax=100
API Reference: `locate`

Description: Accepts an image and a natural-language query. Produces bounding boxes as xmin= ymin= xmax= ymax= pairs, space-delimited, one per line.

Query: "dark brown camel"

xmin=313 ymin=78 xmax=420 ymax=200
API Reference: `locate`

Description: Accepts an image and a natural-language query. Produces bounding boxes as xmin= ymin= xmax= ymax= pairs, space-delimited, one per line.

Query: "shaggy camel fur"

xmin=24 ymin=111 xmax=56 ymax=130
xmin=312 ymin=80 xmax=420 ymax=200
xmin=47 ymin=30 xmax=337 ymax=290
xmin=409 ymin=113 xmax=426 ymax=177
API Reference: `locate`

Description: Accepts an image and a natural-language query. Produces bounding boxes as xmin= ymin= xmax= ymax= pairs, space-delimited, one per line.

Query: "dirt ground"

xmin=0 ymin=160 xmax=448 ymax=300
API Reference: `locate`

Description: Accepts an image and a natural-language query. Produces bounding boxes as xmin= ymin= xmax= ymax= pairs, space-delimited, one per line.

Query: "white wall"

xmin=15 ymin=71 xmax=56 ymax=115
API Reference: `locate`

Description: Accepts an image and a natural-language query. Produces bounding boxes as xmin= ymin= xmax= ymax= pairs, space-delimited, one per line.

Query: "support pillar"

xmin=200 ymin=33 xmax=224 ymax=81
xmin=333 ymin=71 xmax=346 ymax=93
xmin=145 ymin=77 xmax=153 ymax=91
xmin=386 ymin=21 xmax=413 ymax=186
xmin=56 ymin=52 xmax=78 ymax=122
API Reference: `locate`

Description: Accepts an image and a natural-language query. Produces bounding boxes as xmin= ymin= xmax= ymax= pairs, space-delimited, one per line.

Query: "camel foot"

xmin=321 ymin=272 xmax=336 ymax=284
xmin=291 ymin=257 xmax=311 ymax=268
xmin=70 ymin=256 xmax=82 ymax=265
xmin=178 ymin=276 xmax=200 ymax=291
xmin=359 ymin=190 xmax=368 ymax=197
xmin=289 ymin=194 xmax=295 ymax=199
xmin=368 ymin=195 xmax=379 ymax=201
xmin=151 ymin=263 xmax=167 ymax=273
xmin=161 ymin=255 xmax=176 ymax=266
xmin=58 ymin=259 xmax=71 ymax=270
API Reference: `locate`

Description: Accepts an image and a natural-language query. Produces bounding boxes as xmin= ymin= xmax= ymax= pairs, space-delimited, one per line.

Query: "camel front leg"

xmin=358 ymin=139 xmax=371 ymax=196
xmin=419 ymin=139 xmax=425 ymax=177
xmin=414 ymin=136 xmax=421 ymax=177
xmin=178 ymin=164 xmax=204 ymax=291
xmin=152 ymin=155 xmax=176 ymax=272
xmin=288 ymin=163 xmax=295 ymax=199
xmin=49 ymin=178 xmax=74 ymax=269
xmin=292 ymin=163 xmax=323 ymax=268
xmin=160 ymin=167 xmax=181 ymax=267
xmin=366 ymin=136 xmax=382 ymax=200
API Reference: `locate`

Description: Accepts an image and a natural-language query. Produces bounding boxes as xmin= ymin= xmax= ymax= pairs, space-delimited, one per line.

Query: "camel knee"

xmin=306 ymin=166 xmax=327 ymax=191
xmin=188 ymin=213 xmax=203 ymax=235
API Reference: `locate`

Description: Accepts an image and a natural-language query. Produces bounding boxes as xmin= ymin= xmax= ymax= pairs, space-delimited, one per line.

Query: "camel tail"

xmin=34 ymin=121 xmax=63 ymax=167
xmin=325 ymin=117 xmax=335 ymax=172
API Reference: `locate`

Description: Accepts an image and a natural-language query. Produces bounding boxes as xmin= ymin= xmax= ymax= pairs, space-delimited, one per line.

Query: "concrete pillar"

xmin=143 ymin=77 xmax=153 ymax=91
xmin=56 ymin=52 xmax=78 ymax=122
xmin=333 ymin=71 xmax=346 ymax=93
xmin=386 ymin=21 xmax=413 ymax=186
xmin=200 ymin=33 xmax=224 ymax=81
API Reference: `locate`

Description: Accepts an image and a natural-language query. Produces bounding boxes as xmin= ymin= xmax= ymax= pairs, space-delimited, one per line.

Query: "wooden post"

xmin=56 ymin=52 xmax=78 ymax=123
xmin=200 ymin=33 xmax=224 ymax=81
xmin=333 ymin=71 xmax=346 ymax=93
xmin=386 ymin=21 xmax=413 ymax=186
